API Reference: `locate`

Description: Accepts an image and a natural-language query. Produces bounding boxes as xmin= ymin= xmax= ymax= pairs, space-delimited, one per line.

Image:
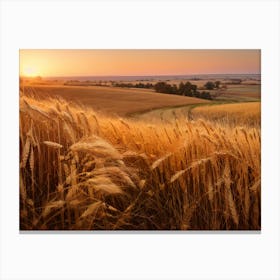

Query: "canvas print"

xmin=19 ymin=50 xmax=261 ymax=230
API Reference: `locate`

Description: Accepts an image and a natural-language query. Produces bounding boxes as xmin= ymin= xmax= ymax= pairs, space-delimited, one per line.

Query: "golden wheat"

xmin=192 ymin=102 xmax=261 ymax=127
xmin=20 ymin=90 xmax=261 ymax=230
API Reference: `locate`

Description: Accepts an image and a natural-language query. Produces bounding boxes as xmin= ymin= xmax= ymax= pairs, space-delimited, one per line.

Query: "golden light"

xmin=19 ymin=50 xmax=261 ymax=77
xmin=22 ymin=66 xmax=40 ymax=77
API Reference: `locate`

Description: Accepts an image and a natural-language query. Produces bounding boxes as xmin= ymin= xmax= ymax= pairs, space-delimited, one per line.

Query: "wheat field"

xmin=192 ymin=102 xmax=261 ymax=127
xmin=20 ymin=89 xmax=261 ymax=230
xmin=24 ymin=85 xmax=209 ymax=116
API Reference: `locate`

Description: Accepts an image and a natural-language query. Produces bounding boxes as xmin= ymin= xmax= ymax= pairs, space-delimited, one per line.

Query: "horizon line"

xmin=20 ymin=73 xmax=261 ymax=78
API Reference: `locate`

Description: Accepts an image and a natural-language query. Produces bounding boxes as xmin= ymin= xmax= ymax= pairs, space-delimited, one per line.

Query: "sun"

xmin=22 ymin=66 xmax=40 ymax=77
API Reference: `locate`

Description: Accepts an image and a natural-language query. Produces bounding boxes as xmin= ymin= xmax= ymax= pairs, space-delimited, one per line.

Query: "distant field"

xmin=192 ymin=102 xmax=261 ymax=127
xmin=132 ymin=103 xmax=201 ymax=123
xmin=134 ymin=101 xmax=261 ymax=126
xmin=24 ymin=85 xmax=210 ymax=116
xmin=211 ymin=84 xmax=261 ymax=102
xmin=222 ymin=84 xmax=260 ymax=98
xmin=101 ymin=79 xmax=261 ymax=102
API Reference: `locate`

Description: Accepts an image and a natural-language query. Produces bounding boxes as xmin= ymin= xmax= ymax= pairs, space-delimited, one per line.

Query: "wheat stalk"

xmin=43 ymin=141 xmax=63 ymax=149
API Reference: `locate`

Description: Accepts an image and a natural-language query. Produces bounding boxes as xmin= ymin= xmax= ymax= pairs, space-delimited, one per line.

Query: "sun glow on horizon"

xmin=21 ymin=66 xmax=40 ymax=77
xmin=20 ymin=50 xmax=261 ymax=77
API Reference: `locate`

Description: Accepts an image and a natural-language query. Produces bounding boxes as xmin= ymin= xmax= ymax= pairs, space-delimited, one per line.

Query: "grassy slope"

xmin=24 ymin=85 xmax=210 ymax=117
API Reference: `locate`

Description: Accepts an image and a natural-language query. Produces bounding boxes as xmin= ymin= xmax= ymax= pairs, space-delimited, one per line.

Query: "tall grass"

xmin=20 ymin=91 xmax=261 ymax=230
xmin=192 ymin=102 xmax=261 ymax=127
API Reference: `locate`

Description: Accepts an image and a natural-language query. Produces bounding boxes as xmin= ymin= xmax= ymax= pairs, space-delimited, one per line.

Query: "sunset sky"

xmin=19 ymin=49 xmax=260 ymax=77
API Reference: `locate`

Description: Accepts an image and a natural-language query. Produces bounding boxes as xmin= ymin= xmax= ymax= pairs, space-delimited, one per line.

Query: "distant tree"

xmin=178 ymin=82 xmax=197 ymax=96
xmin=155 ymin=81 xmax=212 ymax=99
xmin=214 ymin=81 xmax=221 ymax=89
xmin=178 ymin=82 xmax=185 ymax=94
xmin=183 ymin=82 xmax=193 ymax=96
xmin=154 ymin=82 xmax=170 ymax=93
xmin=204 ymin=81 xmax=215 ymax=90
xmin=172 ymin=84 xmax=178 ymax=94
xmin=191 ymin=84 xmax=197 ymax=93
xmin=200 ymin=91 xmax=212 ymax=100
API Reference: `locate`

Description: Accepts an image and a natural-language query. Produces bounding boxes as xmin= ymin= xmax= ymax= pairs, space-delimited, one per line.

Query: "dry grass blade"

xmin=250 ymin=178 xmax=261 ymax=192
xmin=226 ymin=187 xmax=239 ymax=226
xmin=86 ymin=177 xmax=124 ymax=194
xmin=65 ymin=185 xmax=79 ymax=201
xmin=93 ymin=167 xmax=137 ymax=189
xmin=170 ymin=157 xmax=212 ymax=183
xmin=42 ymin=200 xmax=65 ymax=218
xmin=207 ymin=174 xmax=214 ymax=202
xmin=80 ymin=201 xmax=103 ymax=218
xmin=30 ymin=147 xmax=34 ymax=174
xmin=21 ymin=137 xmax=31 ymax=168
xmin=26 ymin=102 xmax=51 ymax=119
xmin=70 ymin=138 xmax=122 ymax=159
xmin=63 ymin=122 xmax=75 ymax=143
xmin=152 ymin=153 xmax=172 ymax=169
xmin=223 ymin=159 xmax=239 ymax=226
xmin=43 ymin=141 xmax=63 ymax=149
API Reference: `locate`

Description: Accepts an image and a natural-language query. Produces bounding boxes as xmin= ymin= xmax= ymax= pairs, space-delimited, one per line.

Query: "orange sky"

xmin=19 ymin=49 xmax=260 ymax=77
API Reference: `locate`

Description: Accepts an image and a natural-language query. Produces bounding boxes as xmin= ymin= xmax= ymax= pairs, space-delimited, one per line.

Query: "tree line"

xmin=113 ymin=82 xmax=154 ymax=89
xmin=154 ymin=81 xmax=212 ymax=100
xmin=112 ymin=80 xmax=225 ymax=100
